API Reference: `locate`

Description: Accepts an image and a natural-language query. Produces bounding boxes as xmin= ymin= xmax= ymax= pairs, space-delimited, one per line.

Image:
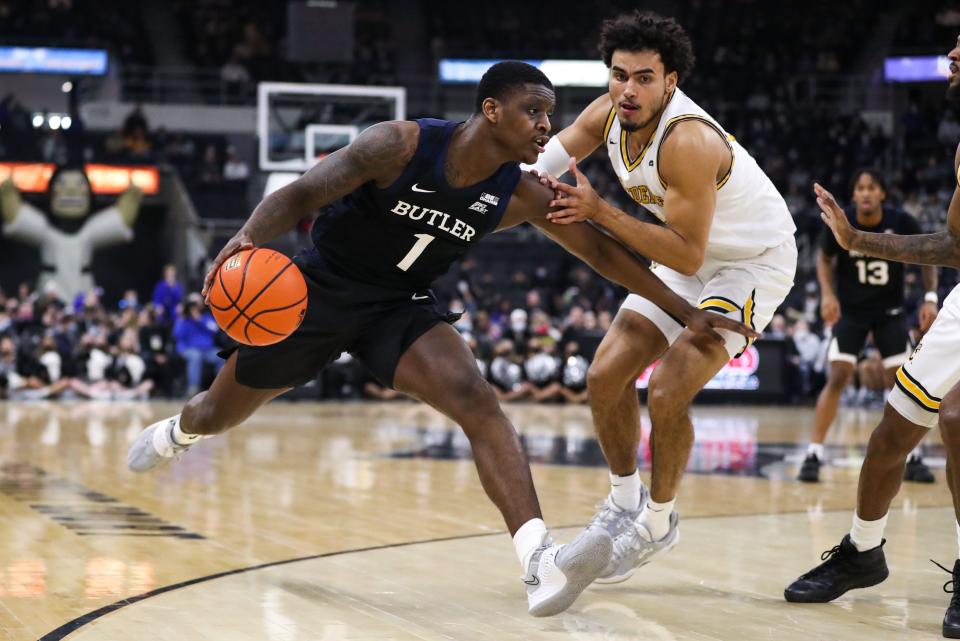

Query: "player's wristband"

xmin=924 ymin=291 xmax=938 ymax=305
xmin=520 ymin=136 xmax=572 ymax=178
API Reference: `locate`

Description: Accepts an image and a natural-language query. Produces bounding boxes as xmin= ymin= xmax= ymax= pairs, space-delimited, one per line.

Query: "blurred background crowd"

xmin=1 ymin=0 xmax=958 ymax=404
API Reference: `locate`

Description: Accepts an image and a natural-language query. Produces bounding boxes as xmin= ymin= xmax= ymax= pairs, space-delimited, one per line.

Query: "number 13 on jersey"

xmin=855 ymin=259 xmax=889 ymax=286
xmin=397 ymin=233 xmax=435 ymax=271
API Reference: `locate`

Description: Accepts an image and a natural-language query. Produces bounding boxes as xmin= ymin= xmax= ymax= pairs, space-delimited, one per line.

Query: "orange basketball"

xmin=208 ymin=248 xmax=308 ymax=346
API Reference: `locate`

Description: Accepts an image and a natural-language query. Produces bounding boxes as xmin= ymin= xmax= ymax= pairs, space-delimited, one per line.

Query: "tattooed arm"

xmin=816 ymin=145 xmax=960 ymax=269
xmin=202 ymin=121 xmax=418 ymax=298
xmin=241 ymin=121 xmax=415 ymax=244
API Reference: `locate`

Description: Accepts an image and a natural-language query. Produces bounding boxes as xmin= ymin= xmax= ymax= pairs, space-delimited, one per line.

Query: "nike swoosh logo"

xmin=411 ymin=184 xmax=435 ymax=193
xmin=523 ymin=576 xmax=540 ymax=586
xmin=411 ymin=293 xmax=430 ymax=301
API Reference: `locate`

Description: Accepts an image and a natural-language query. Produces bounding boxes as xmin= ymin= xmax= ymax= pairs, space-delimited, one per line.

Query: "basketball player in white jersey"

xmin=527 ymin=11 xmax=797 ymax=581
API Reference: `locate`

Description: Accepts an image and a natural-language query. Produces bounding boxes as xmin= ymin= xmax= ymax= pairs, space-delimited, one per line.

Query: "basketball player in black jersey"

xmin=125 ymin=62 xmax=756 ymax=617
xmin=798 ymin=169 xmax=939 ymax=483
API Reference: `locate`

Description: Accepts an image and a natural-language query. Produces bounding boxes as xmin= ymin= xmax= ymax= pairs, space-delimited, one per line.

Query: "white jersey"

xmin=605 ymin=88 xmax=795 ymax=259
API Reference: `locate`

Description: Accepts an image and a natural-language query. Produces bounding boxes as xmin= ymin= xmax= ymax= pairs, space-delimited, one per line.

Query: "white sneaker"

xmin=524 ymin=527 xmax=613 ymax=617
xmin=595 ymin=511 xmax=680 ymax=584
xmin=126 ymin=415 xmax=194 ymax=472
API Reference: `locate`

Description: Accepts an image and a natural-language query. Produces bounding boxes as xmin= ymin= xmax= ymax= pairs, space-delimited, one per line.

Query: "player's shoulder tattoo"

xmin=351 ymin=121 xmax=417 ymax=169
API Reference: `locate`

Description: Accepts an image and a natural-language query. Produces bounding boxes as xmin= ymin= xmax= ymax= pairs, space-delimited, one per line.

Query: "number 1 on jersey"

xmin=397 ymin=233 xmax=435 ymax=271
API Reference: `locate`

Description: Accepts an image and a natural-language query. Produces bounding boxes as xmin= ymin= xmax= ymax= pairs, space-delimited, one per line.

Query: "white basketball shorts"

xmin=619 ymin=239 xmax=797 ymax=359
xmin=888 ymin=283 xmax=960 ymax=428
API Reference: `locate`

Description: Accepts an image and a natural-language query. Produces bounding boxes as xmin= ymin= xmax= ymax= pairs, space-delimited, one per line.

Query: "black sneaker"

xmin=933 ymin=559 xmax=960 ymax=638
xmin=797 ymin=453 xmax=821 ymax=483
xmin=904 ymin=456 xmax=935 ymax=483
xmin=784 ymin=535 xmax=889 ymax=602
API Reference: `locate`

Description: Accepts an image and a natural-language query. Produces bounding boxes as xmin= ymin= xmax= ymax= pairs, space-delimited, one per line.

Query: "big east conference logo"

xmin=635 ymin=345 xmax=761 ymax=390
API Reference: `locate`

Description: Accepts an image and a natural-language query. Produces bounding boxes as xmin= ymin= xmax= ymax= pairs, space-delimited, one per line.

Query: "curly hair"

xmin=598 ymin=11 xmax=695 ymax=83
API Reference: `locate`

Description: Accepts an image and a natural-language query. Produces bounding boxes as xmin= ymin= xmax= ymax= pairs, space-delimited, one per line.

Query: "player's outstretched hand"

xmin=820 ymin=293 xmax=841 ymax=326
xmin=547 ymin=158 xmax=601 ymax=225
xmin=687 ymin=308 xmax=760 ymax=344
xmin=814 ymin=182 xmax=854 ymax=250
xmin=202 ymin=230 xmax=255 ymax=303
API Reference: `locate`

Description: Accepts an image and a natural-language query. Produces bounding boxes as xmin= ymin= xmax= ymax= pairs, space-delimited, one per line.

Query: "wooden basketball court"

xmin=0 ymin=400 xmax=953 ymax=640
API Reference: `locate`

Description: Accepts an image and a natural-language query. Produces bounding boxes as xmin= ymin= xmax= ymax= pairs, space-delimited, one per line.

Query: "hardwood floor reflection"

xmin=0 ymin=400 xmax=950 ymax=640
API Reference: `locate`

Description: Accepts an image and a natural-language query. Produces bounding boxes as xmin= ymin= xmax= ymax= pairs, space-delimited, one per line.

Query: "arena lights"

xmin=84 ymin=164 xmax=159 ymax=194
xmin=439 ymin=59 xmax=609 ymax=86
xmin=31 ymin=113 xmax=71 ymax=130
xmin=0 ymin=163 xmax=53 ymax=191
xmin=46 ymin=114 xmax=71 ymax=130
xmin=0 ymin=46 xmax=108 ymax=75
xmin=884 ymin=55 xmax=950 ymax=82
xmin=0 ymin=163 xmax=159 ymax=195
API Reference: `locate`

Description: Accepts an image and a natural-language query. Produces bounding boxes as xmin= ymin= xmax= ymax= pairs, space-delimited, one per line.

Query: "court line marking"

xmin=36 ymin=529 xmax=503 ymax=641
xmin=35 ymin=505 xmax=955 ymax=641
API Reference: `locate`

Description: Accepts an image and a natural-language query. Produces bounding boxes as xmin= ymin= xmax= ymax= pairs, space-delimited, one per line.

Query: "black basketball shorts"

xmin=828 ymin=310 xmax=909 ymax=368
xmin=221 ymin=252 xmax=458 ymax=389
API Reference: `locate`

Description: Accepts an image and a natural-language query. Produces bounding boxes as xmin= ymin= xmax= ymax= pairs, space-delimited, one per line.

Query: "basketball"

xmin=208 ymin=248 xmax=308 ymax=346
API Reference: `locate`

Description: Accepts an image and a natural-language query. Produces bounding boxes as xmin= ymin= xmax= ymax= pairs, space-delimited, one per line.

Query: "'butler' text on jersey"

xmin=308 ymin=118 xmax=520 ymax=291
xmin=389 ymin=200 xmax=476 ymax=241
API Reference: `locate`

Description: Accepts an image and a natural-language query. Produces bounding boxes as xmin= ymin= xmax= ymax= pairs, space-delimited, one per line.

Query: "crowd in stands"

xmin=170 ymin=0 xmax=397 ymax=99
xmin=2 ymin=1 xmax=960 ymax=403
xmin=0 ymin=232 xmax=930 ymax=406
xmin=0 ymin=257 xmax=598 ymax=402
xmin=0 ymin=265 xmax=224 ymax=402
xmin=174 ymin=0 xmax=277 ymax=83
xmin=98 ymin=106 xmax=252 ymax=218
xmin=892 ymin=5 xmax=960 ymax=53
xmin=425 ymin=0 xmax=882 ymax=81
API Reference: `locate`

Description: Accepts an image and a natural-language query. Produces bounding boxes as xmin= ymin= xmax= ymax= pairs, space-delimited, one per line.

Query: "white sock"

xmin=170 ymin=414 xmax=208 ymax=445
xmin=908 ymin=444 xmax=923 ymax=462
xmin=638 ymin=496 xmax=676 ymax=541
xmin=514 ymin=518 xmax=548 ymax=572
xmin=610 ymin=470 xmax=641 ymax=511
xmin=849 ymin=512 xmax=887 ymax=552
xmin=955 ymin=521 xmax=960 ymax=560
xmin=807 ymin=443 xmax=824 ymax=459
